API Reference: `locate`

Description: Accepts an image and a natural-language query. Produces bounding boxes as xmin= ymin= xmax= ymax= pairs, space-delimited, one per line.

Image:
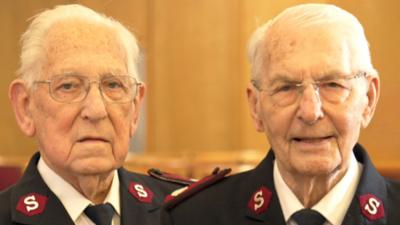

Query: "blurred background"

xmin=1 ymin=0 xmax=399 ymax=186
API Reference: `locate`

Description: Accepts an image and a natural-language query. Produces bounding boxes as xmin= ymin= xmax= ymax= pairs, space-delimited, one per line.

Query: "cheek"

xmin=328 ymin=99 xmax=365 ymax=160
xmin=36 ymin=111 xmax=75 ymax=136
xmin=336 ymin=95 xmax=366 ymax=135
xmin=112 ymin=125 xmax=130 ymax=167
xmin=336 ymin=109 xmax=363 ymax=146
xmin=109 ymin=104 xmax=134 ymax=133
xmin=32 ymin=98 xmax=77 ymax=145
xmin=261 ymin=104 xmax=295 ymax=141
xmin=108 ymin=105 xmax=135 ymax=157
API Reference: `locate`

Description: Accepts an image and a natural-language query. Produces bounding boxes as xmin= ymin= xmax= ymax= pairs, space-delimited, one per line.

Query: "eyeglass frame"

xmin=251 ymin=71 xmax=368 ymax=106
xmin=33 ymin=74 xmax=143 ymax=104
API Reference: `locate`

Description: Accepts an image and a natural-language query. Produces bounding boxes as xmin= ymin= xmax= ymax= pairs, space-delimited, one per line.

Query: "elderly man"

xmin=0 ymin=4 xmax=183 ymax=225
xmin=162 ymin=3 xmax=400 ymax=225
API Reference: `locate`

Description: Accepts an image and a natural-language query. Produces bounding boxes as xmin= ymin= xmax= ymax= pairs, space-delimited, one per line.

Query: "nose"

xmin=80 ymin=82 xmax=107 ymax=121
xmin=296 ymin=84 xmax=324 ymax=125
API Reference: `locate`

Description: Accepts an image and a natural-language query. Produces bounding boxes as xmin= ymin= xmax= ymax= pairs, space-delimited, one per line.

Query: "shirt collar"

xmin=273 ymin=160 xmax=303 ymax=222
xmin=105 ymin=168 xmax=121 ymax=216
xmin=273 ymin=152 xmax=362 ymax=225
xmin=37 ymin=157 xmax=121 ymax=222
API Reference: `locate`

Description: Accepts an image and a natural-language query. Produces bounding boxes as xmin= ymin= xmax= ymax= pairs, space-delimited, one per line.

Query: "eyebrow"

xmin=315 ymin=71 xmax=348 ymax=81
xmin=268 ymin=74 xmax=302 ymax=86
xmin=49 ymin=71 xmax=81 ymax=77
xmin=268 ymin=71 xmax=348 ymax=85
xmin=54 ymin=69 xmax=124 ymax=77
xmin=100 ymin=70 xmax=125 ymax=76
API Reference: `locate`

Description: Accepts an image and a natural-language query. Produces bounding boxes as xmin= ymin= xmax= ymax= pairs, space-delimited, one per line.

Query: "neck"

xmin=57 ymin=169 xmax=114 ymax=204
xmin=73 ymin=172 xmax=114 ymax=204
xmin=278 ymin=164 xmax=347 ymax=208
xmin=40 ymin=156 xmax=115 ymax=204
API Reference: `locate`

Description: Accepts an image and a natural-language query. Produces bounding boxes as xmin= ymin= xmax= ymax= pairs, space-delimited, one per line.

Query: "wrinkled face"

xmin=248 ymin=27 xmax=377 ymax=177
xmin=30 ymin=20 xmax=142 ymax=178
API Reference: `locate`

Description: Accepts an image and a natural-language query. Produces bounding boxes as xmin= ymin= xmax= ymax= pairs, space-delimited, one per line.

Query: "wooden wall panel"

xmin=146 ymin=0 xmax=246 ymax=153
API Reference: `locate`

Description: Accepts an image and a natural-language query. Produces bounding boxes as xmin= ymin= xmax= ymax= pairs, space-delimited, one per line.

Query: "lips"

xmin=292 ymin=135 xmax=333 ymax=143
xmin=77 ymin=136 xmax=109 ymax=143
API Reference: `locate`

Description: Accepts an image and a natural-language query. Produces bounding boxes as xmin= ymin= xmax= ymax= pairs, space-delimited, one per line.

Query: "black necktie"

xmin=84 ymin=203 xmax=115 ymax=225
xmin=292 ymin=209 xmax=326 ymax=225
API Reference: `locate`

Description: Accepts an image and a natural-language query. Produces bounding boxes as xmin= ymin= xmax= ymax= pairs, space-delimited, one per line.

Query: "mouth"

xmin=77 ymin=136 xmax=110 ymax=143
xmin=292 ymin=135 xmax=334 ymax=143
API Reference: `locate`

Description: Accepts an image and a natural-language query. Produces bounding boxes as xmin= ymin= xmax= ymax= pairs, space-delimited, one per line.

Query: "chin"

xmin=78 ymin=167 xmax=115 ymax=176
xmin=72 ymin=159 xmax=116 ymax=176
xmin=295 ymin=160 xmax=338 ymax=177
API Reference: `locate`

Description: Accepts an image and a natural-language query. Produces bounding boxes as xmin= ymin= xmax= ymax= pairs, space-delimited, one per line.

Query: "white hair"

xmin=18 ymin=4 xmax=141 ymax=88
xmin=248 ymin=3 xmax=376 ymax=80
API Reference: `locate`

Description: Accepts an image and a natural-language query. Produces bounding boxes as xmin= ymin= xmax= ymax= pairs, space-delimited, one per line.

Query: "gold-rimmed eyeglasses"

xmin=251 ymin=72 xmax=367 ymax=107
xmin=34 ymin=74 xmax=142 ymax=104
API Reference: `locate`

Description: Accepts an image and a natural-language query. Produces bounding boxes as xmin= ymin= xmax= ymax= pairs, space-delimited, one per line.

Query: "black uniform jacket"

xmin=0 ymin=152 xmax=182 ymax=225
xmin=162 ymin=144 xmax=400 ymax=225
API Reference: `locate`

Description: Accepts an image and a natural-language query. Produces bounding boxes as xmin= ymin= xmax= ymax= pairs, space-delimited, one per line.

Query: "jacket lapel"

xmin=244 ymin=150 xmax=286 ymax=225
xmin=119 ymin=168 xmax=162 ymax=225
xmin=36 ymin=193 xmax=75 ymax=225
xmin=342 ymin=144 xmax=388 ymax=225
xmin=10 ymin=152 xmax=74 ymax=225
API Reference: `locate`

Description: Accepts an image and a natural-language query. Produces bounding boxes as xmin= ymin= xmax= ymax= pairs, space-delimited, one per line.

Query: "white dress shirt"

xmin=38 ymin=158 xmax=121 ymax=225
xmin=274 ymin=153 xmax=362 ymax=225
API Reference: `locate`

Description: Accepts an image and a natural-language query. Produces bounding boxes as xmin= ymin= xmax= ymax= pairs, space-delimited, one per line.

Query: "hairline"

xmin=247 ymin=3 xmax=377 ymax=83
xmin=18 ymin=4 xmax=142 ymax=89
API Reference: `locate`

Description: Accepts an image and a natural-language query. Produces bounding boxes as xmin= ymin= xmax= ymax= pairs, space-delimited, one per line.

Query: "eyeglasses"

xmin=34 ymin=74 xmax=142 ymax=103
xmin=251 ymin=72 xmax=367 ymax=107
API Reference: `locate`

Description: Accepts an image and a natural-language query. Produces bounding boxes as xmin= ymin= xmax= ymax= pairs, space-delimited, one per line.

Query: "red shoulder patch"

xmin=358 ymin=194 xmax=385 ymax=221
xmin=247 ymin=186 xmax=272 ymax=215
xmin=16 ymin=193 xmax=48 ymax=216
xmin=129 ymin=182 xmax=154 ymax=203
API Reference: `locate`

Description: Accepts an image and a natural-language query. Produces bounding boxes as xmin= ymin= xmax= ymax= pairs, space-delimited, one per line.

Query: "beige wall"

xmin=1 ymin=0 xmax=399 ymax=169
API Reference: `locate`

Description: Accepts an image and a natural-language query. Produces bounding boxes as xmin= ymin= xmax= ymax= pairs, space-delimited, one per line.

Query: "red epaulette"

xmin=148 ymin=168 xmax=197 ymax=186
xmin=163 ymin=167 xmax=232 ymax=210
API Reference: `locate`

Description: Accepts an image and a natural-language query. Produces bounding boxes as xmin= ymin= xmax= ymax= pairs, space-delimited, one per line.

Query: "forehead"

xmin=43 ymin=20 xmax=126 ymax=76
xmin=264 ymin=25 xmax=365 ymax=80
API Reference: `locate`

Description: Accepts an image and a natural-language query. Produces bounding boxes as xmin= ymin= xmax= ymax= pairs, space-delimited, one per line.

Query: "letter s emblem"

xmin=358 ymin=194 xmax=385 ymax=221
xmin=247 ymin=186 xmax=271 ymax=215
xmin=134 ymin=184 xmax=148 ymax=198
xmin=364 ymin=197 xmax=380 ymax=215
xmin=24 ymin=195 xmax=39 ymax=212
xmin=129 ymin=182 xmax=154 ymax=203
xmin=254 ymin=190 xmax=264 ymax=210
xmin=16 ymin=193 xmax=48 ymax=216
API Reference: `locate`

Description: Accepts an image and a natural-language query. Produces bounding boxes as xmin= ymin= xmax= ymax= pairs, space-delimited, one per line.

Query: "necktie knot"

xmin=84 ymin=203 xmax=114 ymax=225
xmin=292 ymin=209 xmax=326 ymax=225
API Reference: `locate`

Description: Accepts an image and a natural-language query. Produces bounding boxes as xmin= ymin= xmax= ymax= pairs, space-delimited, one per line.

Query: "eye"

xmin=60 ymin=83 xmax=74 ymax=90
xmin=102 ymin=77 xmax=126 ymax=91
xmin=321 ymin=80 xmax=348 ymax=90
xmin=53 ymin=77 xmax=82 ymax=92
xmin=273 ymin=83 xmax=297 ymax=94
xmin=106 ymin=81 xmax=122 ymax=89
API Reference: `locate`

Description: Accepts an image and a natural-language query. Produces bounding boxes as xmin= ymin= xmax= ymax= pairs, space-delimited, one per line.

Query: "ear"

xmin=247 ymin=83 xmax=265 ymax=132
xmin=361 ymin=75 xmax=380 ymax=128
xmin=9 ymin=79 xmax=36 ymax=137
xmin=129 ymin=83 xmax=146 ymax=137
